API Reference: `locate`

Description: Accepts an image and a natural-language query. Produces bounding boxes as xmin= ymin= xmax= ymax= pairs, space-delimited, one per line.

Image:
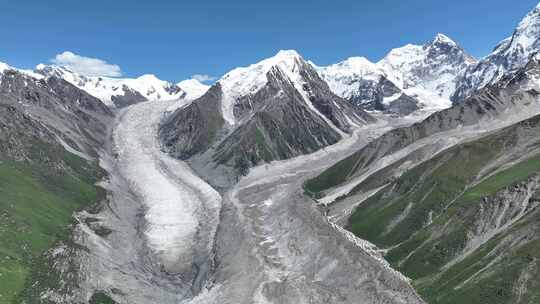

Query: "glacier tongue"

xmin=72 ymin=94 xmax=424 ymax=304
xmin=112 ymin=99 xmax=221 ymax=272
xmin=73 ymin=98 xmax=221 ymax=303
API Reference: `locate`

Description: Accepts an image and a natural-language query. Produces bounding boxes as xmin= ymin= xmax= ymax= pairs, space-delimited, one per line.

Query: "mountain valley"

xmin=3 ymin=3 xmax=540 ymax=304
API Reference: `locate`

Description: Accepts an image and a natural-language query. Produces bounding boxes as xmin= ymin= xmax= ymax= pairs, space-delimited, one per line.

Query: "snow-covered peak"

xmin=123 ymin=74 xmax=183 ymax=100
xmin=497 ymin=3 xmax=540 ymax=67
xmin=379 ymin=44 xmax=423 ymax=74
xmin=453 ymin=3 xmax=540 ymax=101
xmin=314 ymin=56 xmax=388 ymax=100
xmin=314 ymin=34 xmax=474 ymax=114
xmin=218 ymin=49 xmax=307 ymax=125
xmin=378 ymin=34 xmax=466 ymax=73
xmin=327 ymin=57 xmax=379 ymax=73
xmin=0 ymin=61 xmax=44 ymax=82
xmin=431 ymin=33 xmax=458 ymax=47
xmin=0 ymin=61 xmax=10 ymax=73
xmin=378 ymin=33 xmax=475 ymax=98
xmin=35 ymin=64 xmax=184 ymax=107
xmin=219 ymin=49 xmax=304 ymax=88
xmin=274 ymin=49 xmax=302 ymax=59
xmin=226 ymin=49 xmax=302 ymax=77
xmin=177 ymin=79 xmax=209 ymax=100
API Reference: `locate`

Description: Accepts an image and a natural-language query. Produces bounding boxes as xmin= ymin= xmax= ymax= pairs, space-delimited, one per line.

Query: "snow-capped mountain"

xmin=160 ymin=50 xmax=374 ymax=183
xmin=0 ymin=63 xmax=113 ymax=160
xmin=314 ymin=56 xmax=391 ymax=103
xmin=317 ymin=34 xmax=476 ymax=115
xmin=453 ymin=3 xmax=540 ymax=102
xmin=314 ymin=57 xmax=421 ymax=114
xmin=35 ymin=64 xmax=186 ymax=107
xmin=216 ymin=49 xmax=370 ymax=128
xmin=379 ymin=33 xmax=476 ymax=98
xmin=0 ymin=61 xmax=45 ymax=82
xmin=307 ymin=40 xmax=540 ymax=304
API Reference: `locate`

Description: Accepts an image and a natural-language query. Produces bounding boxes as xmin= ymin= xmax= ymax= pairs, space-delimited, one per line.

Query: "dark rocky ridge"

xmin=349 ymin=76 xmax=420 ymax=114
xmin=110 ymin=85 xmax=148 ymax=108
xmin=212 ymin=67 xmax=343 ymax=175
xmin=159 ymin=54 xmax=374 ymax=182
xmin=160 ymin=84 xmax=225 ymax=159
xmin=0 ymin=70 xmax=113 ymax=157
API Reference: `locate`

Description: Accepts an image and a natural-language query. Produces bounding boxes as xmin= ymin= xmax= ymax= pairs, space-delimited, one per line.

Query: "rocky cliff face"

xmin=160 ymin=84 xmax=225 ymax=159
xmin=0 ymin=69 xmax=113 ymax=156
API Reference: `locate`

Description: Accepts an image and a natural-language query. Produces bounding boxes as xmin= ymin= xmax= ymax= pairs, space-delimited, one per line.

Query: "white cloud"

xmin=51 ymin=51 xmax=122 ymax=77
xmin=192 ymin=74 xmax=216 ymax=83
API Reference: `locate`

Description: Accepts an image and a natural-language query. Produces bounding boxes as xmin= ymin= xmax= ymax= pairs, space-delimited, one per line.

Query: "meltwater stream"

xmin=74 ymin=99 xmax=424 ymax=304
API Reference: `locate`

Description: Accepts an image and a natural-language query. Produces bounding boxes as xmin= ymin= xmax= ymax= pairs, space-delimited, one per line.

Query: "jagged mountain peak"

xmin=0 ymin=61 xmax=44 ymax=81
xmin=314 ymin=56 xmax=395 ymax=110
xmin=379 ymin=34 xmax=475 ymax=100
xmin=218 ymin=49 xmax=313 ymax=125
xmin=430 ymin=33 xmax=458 ymax=46
xmin=498 ymin=2 xmax=540 ymax=65
xmin=220 ymin=49 xmax=305 ymax=84
xmin=316 ymin=33 xmax=474 ymax=115
xmin=160 ymin=48 xmax=373 ymax=180
xmin=425 ymin=33 xmax=475 ymax=63
xmin=379 ymin=33 xmax=473 ymax=69
xmin=273 ymin=49 xmax=302 ymax=60
xmin=453 ymin=3 xmax=540 ymax=102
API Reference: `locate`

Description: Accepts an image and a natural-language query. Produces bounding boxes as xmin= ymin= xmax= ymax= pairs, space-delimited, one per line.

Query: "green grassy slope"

xmin=346 ymin=123 xmax=540 ymax=304
xmin=0 ymin=146 xmax=104 ymax=303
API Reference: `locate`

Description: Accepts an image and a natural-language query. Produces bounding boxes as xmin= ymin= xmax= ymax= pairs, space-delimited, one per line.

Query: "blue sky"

xmin=1 ymin=0 xmax=538 ymax=82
